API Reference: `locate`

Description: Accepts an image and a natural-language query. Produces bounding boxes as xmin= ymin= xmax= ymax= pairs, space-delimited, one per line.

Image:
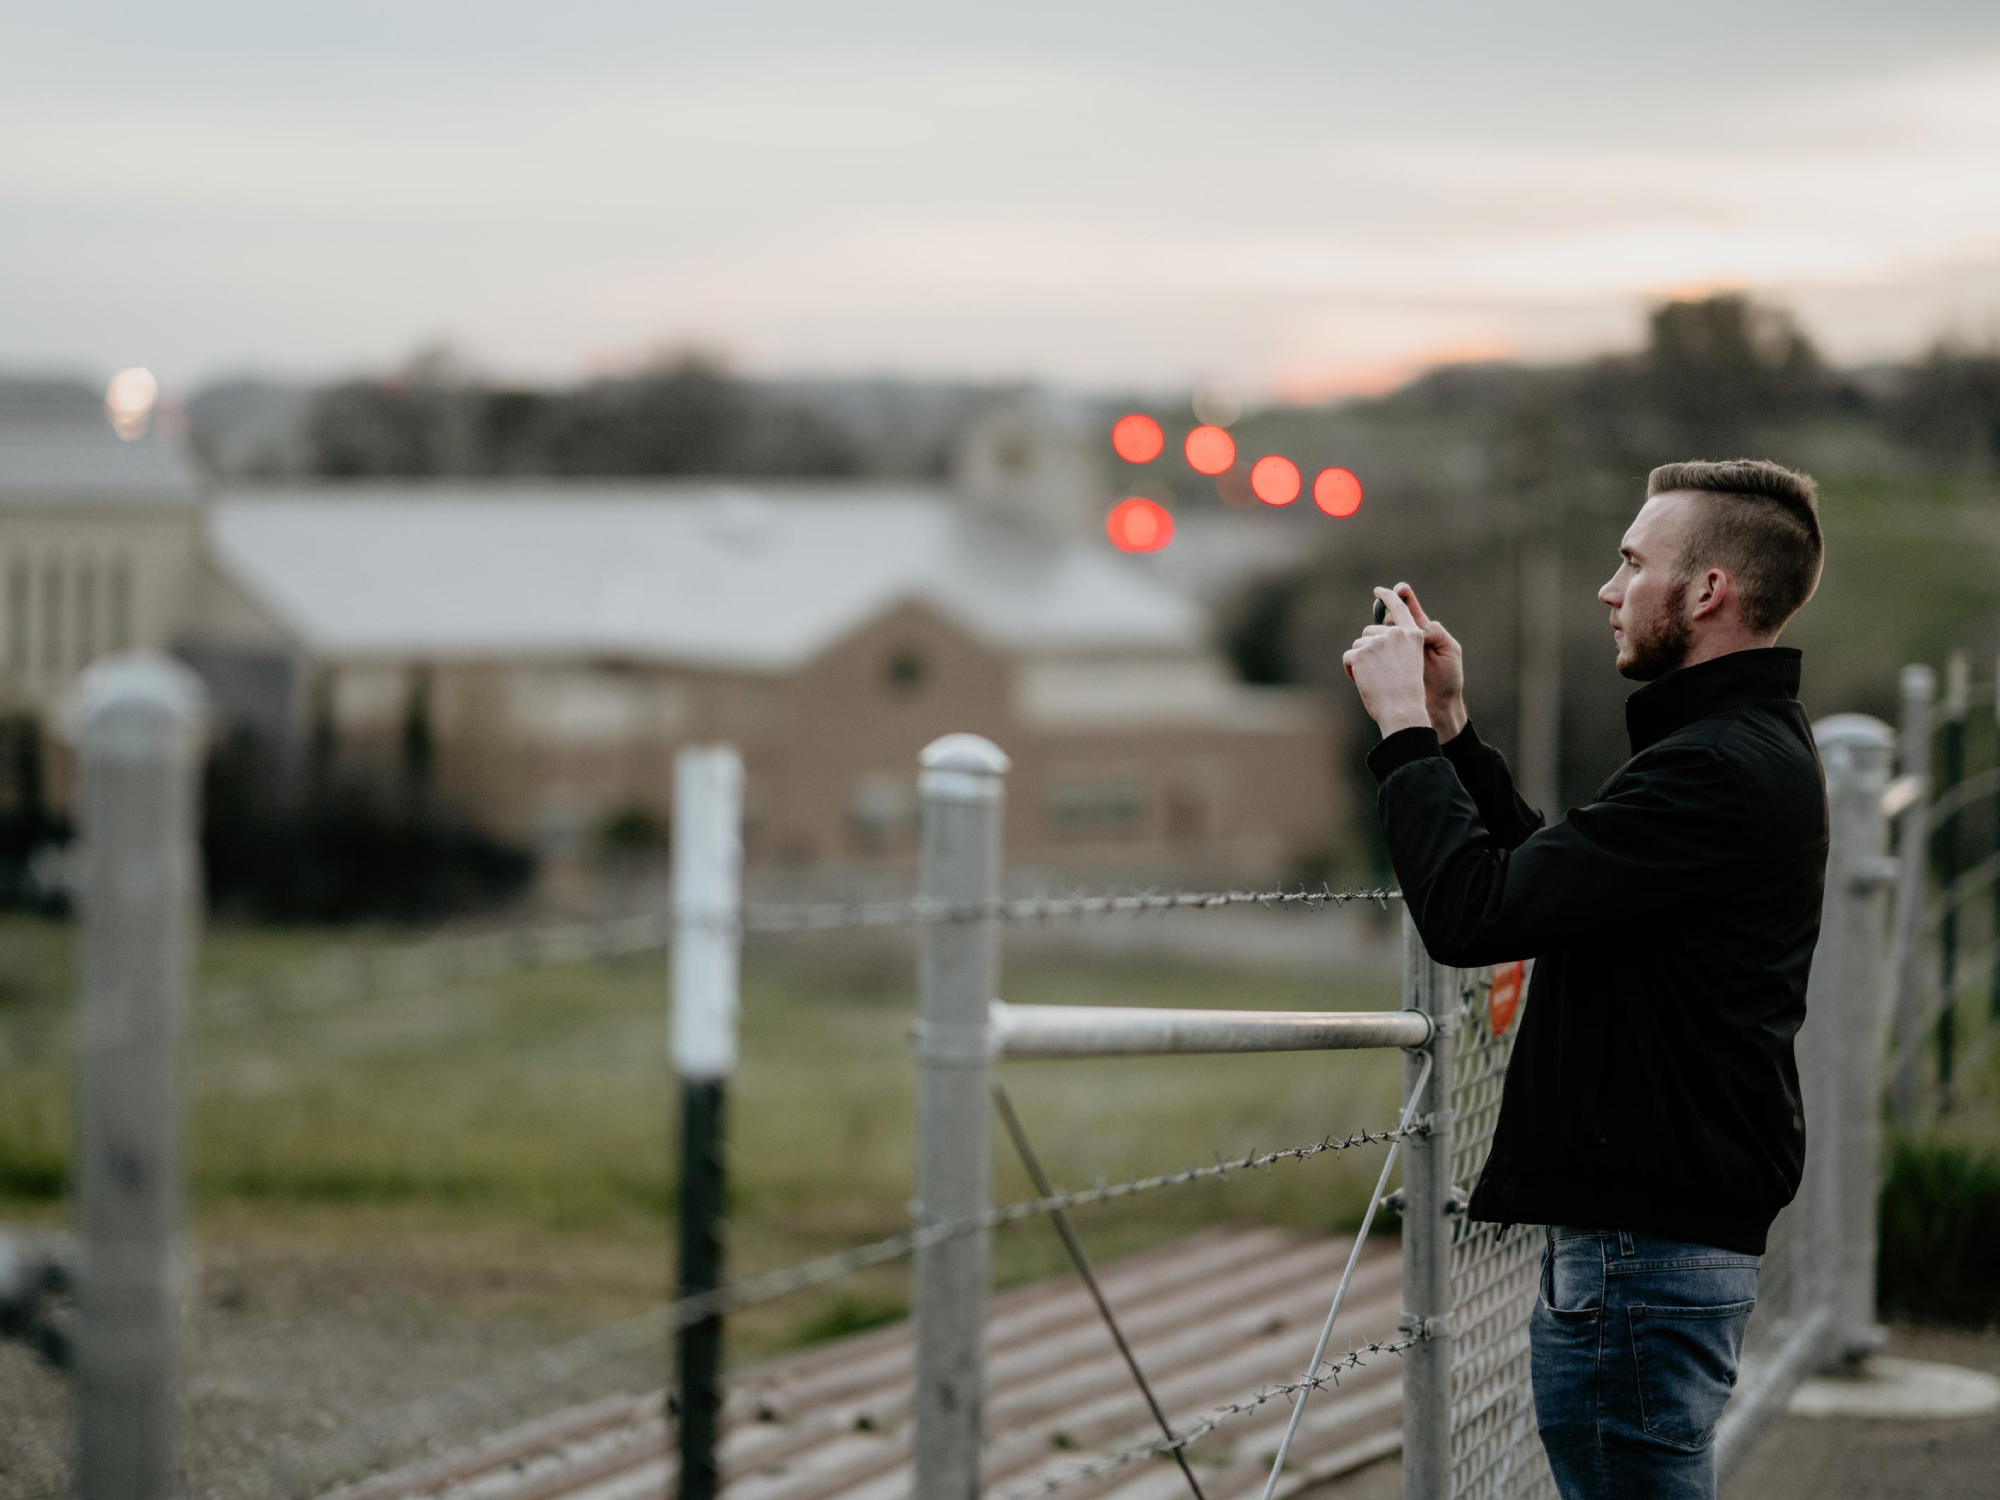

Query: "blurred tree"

xmin=1890 ymin=336 xmax=2000 ymax=468
xmin=1220 ymin=574 xmax=1306 ymax=685
xmin=0 ymin=713 xmax=64 ymax=910
xmin=300 ymin=348 xmax=860 ymax=479
xmin=202 ymin=726 xmax=533 ymax=923
xmin=1642 ymin=293 xmax=1829 ymax=448
xmin=400 ymin=669 xmax=434 ymax=798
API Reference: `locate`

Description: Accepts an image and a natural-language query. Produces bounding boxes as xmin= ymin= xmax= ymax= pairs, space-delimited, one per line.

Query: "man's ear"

xmin=1688 ymin=567 xmax=1730 ymax=622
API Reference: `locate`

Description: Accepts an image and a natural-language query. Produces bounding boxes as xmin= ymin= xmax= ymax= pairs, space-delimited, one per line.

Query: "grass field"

xmin=0 ymin=914 xmax=1406 ymax=1363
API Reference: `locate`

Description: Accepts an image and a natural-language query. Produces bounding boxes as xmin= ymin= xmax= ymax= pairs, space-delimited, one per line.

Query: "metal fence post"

xmin=1811 ymin=714 xmax=1895 ymax=1365
xmin=68 ymin=655 xmax=205 ymax=1500
xmin=912 ymin=734 xmax=1009 ymax=1500
xmin=670 ymin=745 xmax=744 ymax=1500
xmin=1888 ymin=664 xmax=1934 ymax=1124
xmin=1400 ymin=913 xmax=1454 ymax=1500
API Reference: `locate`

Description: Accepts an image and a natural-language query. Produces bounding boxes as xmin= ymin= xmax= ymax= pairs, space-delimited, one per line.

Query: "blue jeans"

xmin=1530 ymin=1225 xmax=1758 ymax=1500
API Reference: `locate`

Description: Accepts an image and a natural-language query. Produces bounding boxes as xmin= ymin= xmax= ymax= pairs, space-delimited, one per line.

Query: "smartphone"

xmin=1373 ymin=599 xmax=1388 ymax=626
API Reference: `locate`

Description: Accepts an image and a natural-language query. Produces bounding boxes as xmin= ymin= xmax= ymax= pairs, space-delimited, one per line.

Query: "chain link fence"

xmin=1442 ymin=967 xmax=1554 ymax=1500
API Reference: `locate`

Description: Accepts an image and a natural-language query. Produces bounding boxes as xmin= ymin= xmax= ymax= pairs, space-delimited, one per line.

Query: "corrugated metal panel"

xmin=328 ymin=1227 xmax=1405 ymax=1500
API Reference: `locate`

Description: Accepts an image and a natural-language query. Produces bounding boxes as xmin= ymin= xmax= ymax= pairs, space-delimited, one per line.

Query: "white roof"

xmin=207 ymin=484 xmax=1203 ymax=671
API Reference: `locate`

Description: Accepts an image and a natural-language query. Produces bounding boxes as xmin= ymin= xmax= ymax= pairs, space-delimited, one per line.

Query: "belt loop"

xmin=1617 ymin=1229 xmax=1635 ymax=1257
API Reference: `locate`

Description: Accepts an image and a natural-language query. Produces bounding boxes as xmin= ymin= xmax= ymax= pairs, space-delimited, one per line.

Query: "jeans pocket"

xmin=1538 ymin=1240 xmax=1601 ymax=1325
xmin=1628 ymin=1299 xmax=1755 ymax=1451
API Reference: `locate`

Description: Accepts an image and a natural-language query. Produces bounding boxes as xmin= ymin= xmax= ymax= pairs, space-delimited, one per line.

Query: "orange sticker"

xmin=1489 ymin=960 xmax=1526 ymax=1037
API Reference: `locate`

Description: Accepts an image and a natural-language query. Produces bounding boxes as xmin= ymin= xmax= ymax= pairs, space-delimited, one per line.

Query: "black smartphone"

xmin=1373 ymin=598 xmax=1388 ymax=626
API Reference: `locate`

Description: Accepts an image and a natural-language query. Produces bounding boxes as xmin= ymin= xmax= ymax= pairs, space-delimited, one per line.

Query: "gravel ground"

xmin=0 ymin=1226 xmax=670 ymax=1500
xmin=7 ymin=1247 xmax=1991 ymax=1500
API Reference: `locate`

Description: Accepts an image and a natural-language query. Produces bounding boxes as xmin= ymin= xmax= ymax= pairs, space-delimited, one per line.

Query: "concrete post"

xmin=1936 ymin=652 xmax=1969 ymax=1108
xmin=67 ymin=654 xmax=205 ymax=1500
xmin=1812 ymin=714 xmax=1895 ymax=1364
xmin=1399 ymin=914 xmax=1455 ymax=1500
xmin=670 ymin=746 xmax=744 ymax=1500
xmin=911 ymin=733 xmax=1009 ymax=1500
xmin=1888 ymin=665 xmax=1934 ymax=1124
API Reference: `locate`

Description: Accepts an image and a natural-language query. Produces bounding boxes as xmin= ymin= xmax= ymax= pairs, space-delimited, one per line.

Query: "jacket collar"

xmin=1625 ymin=647 xmax=1802 ymax=754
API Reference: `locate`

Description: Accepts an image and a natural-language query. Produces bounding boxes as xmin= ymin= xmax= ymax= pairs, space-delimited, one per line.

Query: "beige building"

xmin=3 ymin=381 xmax=1343 ymax=890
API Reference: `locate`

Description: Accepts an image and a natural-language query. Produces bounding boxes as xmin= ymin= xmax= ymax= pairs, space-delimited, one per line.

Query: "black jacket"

xmin=1366 ymin=647 xmax=1828 ymax=1254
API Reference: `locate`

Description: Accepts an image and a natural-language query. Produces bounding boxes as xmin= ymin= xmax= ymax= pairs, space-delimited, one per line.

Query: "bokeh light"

xmin=105 ymin=367 xmax=159 ymax=441
xmin=1249 ymin=455 xmax=1301 ymax=506
xmin=1183 ymin=425 xmax=1236 ymax=476
xmin=1106 ymin=497 xmax=1174 ymax=553
xmin=1110 ymin=413 xmax=1164 ymax=463
xmin=1313 ymin=466 xmax=1364 ymax=517
xmin=1191 ymin=382 xmax=1242 ymax=427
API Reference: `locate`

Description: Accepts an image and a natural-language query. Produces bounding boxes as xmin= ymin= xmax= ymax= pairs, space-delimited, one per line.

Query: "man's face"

xmin=1599 ymin=492 xmax=1695 ymax=681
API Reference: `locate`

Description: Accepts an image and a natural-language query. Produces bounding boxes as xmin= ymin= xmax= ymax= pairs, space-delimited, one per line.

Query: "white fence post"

xmin=911 ymin=734 xmax=1009 ymax=1500
xmin=1399 ymin=914 xmax=1454 ymax=1500
xmin=1813 ymin=714 xmax=1896 ymax=1363
xmin=68 ymin=655 xmax=205 ymax=1500
xmin=1888 ymin=666 xmax=1934 ymax=1124
xmin=670 ymin=745 xmax=744 ymax=1500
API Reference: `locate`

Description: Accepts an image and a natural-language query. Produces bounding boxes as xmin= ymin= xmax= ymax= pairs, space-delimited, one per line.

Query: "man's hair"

xmin=1646 ymin=458 xmax=1823 ymax=634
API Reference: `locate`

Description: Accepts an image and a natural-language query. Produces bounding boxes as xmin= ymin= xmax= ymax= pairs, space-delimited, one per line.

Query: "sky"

xmin=5 ymin=2 xmax=2000 ymax=398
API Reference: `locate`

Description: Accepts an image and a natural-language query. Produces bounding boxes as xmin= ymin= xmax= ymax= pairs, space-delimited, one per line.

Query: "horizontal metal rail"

xmin=989 ymin=1002 xmax=1433 ymax=1059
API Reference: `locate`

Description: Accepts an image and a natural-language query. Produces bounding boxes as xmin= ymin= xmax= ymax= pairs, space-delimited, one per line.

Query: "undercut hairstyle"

xmin=1646 ymin=458 xmax=1823 ymax=634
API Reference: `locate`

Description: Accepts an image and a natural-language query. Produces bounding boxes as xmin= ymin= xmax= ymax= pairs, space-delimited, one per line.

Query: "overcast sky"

xmin=6 ymin=2 xmax=2000 ymax=396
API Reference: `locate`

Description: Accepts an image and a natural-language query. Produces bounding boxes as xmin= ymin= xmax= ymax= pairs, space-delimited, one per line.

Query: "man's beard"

xmin=1618 ymin=582 xmax=1694 ymax=681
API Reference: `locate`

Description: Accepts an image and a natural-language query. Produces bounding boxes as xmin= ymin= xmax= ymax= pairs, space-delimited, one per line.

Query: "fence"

xmin=11 ymin=652 xmax=1905 ymax=1499
xmin=1885 ymin=652 xmax=2000 ymax=1125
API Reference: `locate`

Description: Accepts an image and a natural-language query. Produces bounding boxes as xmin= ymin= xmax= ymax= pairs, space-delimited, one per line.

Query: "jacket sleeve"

xmin=1439 ymin=721 xmax=1545 ymax=850
xmin=1367 ymin=727 xmax=1750 ymax=968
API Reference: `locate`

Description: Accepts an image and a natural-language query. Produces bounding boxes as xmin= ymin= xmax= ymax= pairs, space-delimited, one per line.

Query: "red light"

xmin=1313 ymin=467 xmax=1363 ymax=518
xmin=1183 ymin=425 xmax=1236 ymax=476
xmin=1249 ymin=455 xmax=1301 ymax=506
xmin=1106 ymin=497 xmax=1174 ymax=553
xmin=1110 ymin=413 xmax=1164 ymax=464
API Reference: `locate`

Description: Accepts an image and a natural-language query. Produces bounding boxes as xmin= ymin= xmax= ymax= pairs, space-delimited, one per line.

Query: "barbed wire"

xmin=993 ymin=1332 xmax=1423 ymax=1498
xmin=169 ymin=884 xmax=1403 ymax=1038
xmin=729 ymin=884 xmax=1403 ymax=934
xmin=271 ymin=1120 xmax=1424 ymax=1494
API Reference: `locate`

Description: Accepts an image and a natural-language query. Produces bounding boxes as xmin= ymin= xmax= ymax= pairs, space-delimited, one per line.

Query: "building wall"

xmin=0 ymin=501 xmax=202 ymax=718
xmin=287 ymin=598 xmax=1342 ymax=891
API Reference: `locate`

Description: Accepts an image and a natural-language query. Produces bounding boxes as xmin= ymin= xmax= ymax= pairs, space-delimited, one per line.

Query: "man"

xmin=1342 ymin=459 xmax=1829 ymax=1500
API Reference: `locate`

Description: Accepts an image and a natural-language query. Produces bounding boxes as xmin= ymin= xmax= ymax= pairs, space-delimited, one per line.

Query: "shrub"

xmin=1877 ymin=1135 xmax=2000 ymax=1327
xmin=203 ymin=727 xmax=535 ymax=923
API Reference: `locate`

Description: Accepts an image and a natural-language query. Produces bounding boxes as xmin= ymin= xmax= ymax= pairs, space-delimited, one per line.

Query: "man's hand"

xmin=1395 ymin=583 xmax=1468 ymax=740
xmin=1343 ymin=586 xmax=1432 ymax=737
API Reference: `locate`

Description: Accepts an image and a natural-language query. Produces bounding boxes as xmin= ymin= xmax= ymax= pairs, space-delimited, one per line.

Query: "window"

xmin=847 ymin=770 xmax=917 ymax=855
xmin=885 ymin=647 xmax=928 ymax=696
xmin=108 ymin=556 xmax=132 ymax=651
xmin=1045 ymin=768 xmax=1149 ymax=841
xmin=40 ymin=558 xmax=61 ymax=675
xmin=5 ymin=558 xmax=26 ymax=679
xmin=75 ymin=558 xmax=97 ymax=668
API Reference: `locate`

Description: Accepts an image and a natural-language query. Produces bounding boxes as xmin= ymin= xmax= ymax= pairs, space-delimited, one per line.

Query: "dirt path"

xmin=1724 ymin=1325 xmax=2000 ymax=1500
